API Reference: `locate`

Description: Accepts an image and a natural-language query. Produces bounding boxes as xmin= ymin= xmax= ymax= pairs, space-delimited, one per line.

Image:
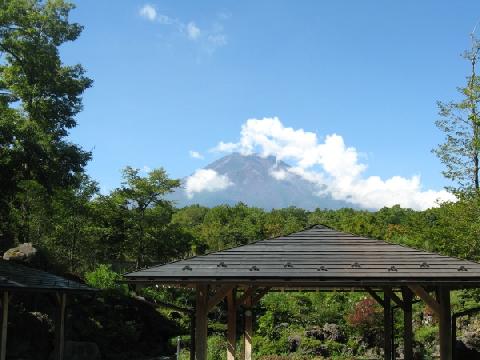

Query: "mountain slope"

xmin=170 ymin=153 xmax=353 ymax=210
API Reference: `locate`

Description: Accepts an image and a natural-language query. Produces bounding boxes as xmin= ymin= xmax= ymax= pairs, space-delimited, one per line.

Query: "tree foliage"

xmin=0 ymin=0 xmax=92 ymax=247
xmin=434 ymin=35 xmax=480 ymax=194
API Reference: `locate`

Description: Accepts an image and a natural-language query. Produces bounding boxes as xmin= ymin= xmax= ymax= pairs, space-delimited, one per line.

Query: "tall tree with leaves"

xmin=115 ymin=167 xmax=184 ymax=269
xmin=434 ymin=35 xmax=480 ymax=194
xmin=0 ymin=0 xmax=92 ymax=246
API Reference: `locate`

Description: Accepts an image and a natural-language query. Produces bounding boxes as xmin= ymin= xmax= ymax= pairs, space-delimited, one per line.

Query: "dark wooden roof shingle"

xmin=0 ymin=260 xmax=94 ymax=292
xmin=124 ymin=225 xmax=480 ymax=288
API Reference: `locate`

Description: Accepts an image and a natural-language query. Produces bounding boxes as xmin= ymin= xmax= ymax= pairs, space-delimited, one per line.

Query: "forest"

xmin=2 ymin=1 xmax=480 ymax=360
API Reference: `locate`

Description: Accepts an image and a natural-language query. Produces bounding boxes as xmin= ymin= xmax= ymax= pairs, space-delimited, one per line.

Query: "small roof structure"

xmin=0 ymin=260 xmax=94 ymax=293
xmin=125 ymin=225 xmax=480 ymax=289
xmin=0 ymin=260 xmax=94 ymax=360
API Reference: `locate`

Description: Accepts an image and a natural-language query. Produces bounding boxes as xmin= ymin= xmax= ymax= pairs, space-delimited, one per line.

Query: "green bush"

xmin=298 ymin=336 xmax=322 ymax=355
xmin=207 ymin=335 xmax=227 ymax=360
xmin=254 ymin=333 xmax=290 ymax=356
xmin=415 ymin=325 xmax=438 ymax=344
xmin=85 ymin=264 xmax=128 ymax=294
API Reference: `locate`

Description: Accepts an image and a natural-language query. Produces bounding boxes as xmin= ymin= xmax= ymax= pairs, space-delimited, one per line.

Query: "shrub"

xmin=207 ymin=335 xmax=227 ymax=360
xmin=298 ymin=336 xmax=323 ymax=355
xmin=85 ymin=264 xmax=128 ymax=294
xmin=346 ymin=297 xmax=383 ymax=347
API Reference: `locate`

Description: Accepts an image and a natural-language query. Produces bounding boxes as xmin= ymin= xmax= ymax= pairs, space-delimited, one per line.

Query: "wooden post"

xmin=190 ymin=314 xmax=195 ymax=360
xmin=402 ymin=288 xmax=413 ymax=360
xmin=195 ymin=284 xmax=208 ymax=360
xmin=1 ymin=292 xmax=9 ymax=360
xmin=384 ymin=291 xmax=392 ymax=360
xmin=244 ymin=294 xmax=253 ymax=360
xmin=55 ymin=293 xmax=67 ymax=360
xmin=227 ymin=288 xmax=237 ymax=360
xmin=437 ymin=288 xmax=452 ymax=360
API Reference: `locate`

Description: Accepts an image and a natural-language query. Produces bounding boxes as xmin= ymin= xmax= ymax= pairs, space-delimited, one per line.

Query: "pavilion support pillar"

xmin=227 ymin=288 xmax=237 ymax=360
xmin=195 ymin=284 xmax=209 ymax=360
xmin=55 ymin=292 xmax=67 ymax=360
xmin=244 ymin=294 xmax=253 ymax=360
xmin=1 ymin=291 xmax=9 ymax=360
xmin=402 ymin=287 xmax=413 ymax=360
xmin=190 ymin=314 xmax=195 ymax=360
xmin=384 ymin=290 xmax=393 ymax=360
xmin=437 ymin=287 xmax=452 ymax=360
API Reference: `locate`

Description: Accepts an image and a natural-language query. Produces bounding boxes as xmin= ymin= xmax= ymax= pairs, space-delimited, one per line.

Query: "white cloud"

xmin=208 ymin=34 xmax=227 ymax=47
xmin=185 ymin=169 xmax=233 ymax=198
xmin=189 ymin=150 xmax=204 ymax=160
xmin=139 ymin=7 xmax=228 ymax=53
xmin=213 ymin=117 xmax=455 ymax=210
xmin=269 ymin=168 xmax=289 ymax=181
xmin=186 ymin=22 xmax=201 ymax=40
xmin=142 ymin=165 xmax=151 ymax=173
xmin=139 ymin=4 xmax=157 ymax=21
xmin=157 ymin=14 xmax=174 ymax=25
xmin=211 ymin=141 xmax=239 ymax=153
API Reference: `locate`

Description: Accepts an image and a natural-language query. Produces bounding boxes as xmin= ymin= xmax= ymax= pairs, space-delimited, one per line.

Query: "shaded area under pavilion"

xmin=124 ymin=225 xmax=480 ymax=360
xmin=0 ymin=260 xmax=94 ymax=360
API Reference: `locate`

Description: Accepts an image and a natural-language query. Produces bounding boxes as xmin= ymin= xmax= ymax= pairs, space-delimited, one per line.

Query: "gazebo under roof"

xmin=0 ymin=260 xmax=95 ymax=360
xmin=124 ymin=225 xmax=480 ymax=360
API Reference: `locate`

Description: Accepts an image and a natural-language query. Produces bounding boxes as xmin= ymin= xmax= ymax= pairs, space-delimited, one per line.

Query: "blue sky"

xmin=63 ymin=1 xmax=480 ymax=204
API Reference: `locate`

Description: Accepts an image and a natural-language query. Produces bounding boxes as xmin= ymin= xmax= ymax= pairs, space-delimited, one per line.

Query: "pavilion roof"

xmin=124 ymin=225 xmax=480 ymax=288
xmin=0 ymin=260 xmax=94 ymax=293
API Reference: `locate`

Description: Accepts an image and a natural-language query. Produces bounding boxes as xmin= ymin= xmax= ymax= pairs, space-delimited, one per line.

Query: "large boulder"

xmin=3 ymin=242 xmax=37 ymax=261
xmin=322 ymin=323 xmax=346 ymax=343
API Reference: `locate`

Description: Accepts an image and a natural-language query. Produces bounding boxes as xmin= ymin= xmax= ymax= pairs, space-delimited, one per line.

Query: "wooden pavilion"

xmin=0 ymin=260 xmax=94 ymax=360
xmin=124 ymin=225 xmax=480 ymax=360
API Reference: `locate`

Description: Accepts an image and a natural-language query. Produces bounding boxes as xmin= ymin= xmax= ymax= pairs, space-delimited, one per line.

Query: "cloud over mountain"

xmin=185 ymin=169 xmax=232 ymax=198
xmin=211 ymin=117 xmax=454 ymax=210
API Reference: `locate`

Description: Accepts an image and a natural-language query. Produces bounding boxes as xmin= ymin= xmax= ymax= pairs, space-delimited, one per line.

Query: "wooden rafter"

xmin=252 ymin=287 xmax=271 ymax=305
xmin=236 ymin=287 xmax=256 ymax=309
xmin=365 ymin=287 xmax=384 ymax=307
xmin=207 ymin=285 xmax=234 ymax=312
xmin=409 ymin=285 xmax=440 ymax=315
xmin=384 ymin=288 xmax=405 ymax=310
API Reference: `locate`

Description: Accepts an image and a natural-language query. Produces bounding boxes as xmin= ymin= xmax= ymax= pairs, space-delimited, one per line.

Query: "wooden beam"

xmin=437 ymin=288 xmax=452 ymax=360
xmin=237 ymin=287 xmax=256 ymax=309
xmin=365 ymin=287 xmax=384 ymax=307
xmin=252 ymin=287 xmax=270 ymax=306
xmin=207 ymin=285 xmax=234 ymax=312
xmin=402 ymin=287 xmax=413 ymax=360
xmin=195 ymin=284 xmax=208 ymax=360
xmin=190 ymin=315 xmax=195 ymax=360
xmin=385 ymin=288 xmax=405 ymax=310
xmin=244 ymin=294 xmax=253 ymax=360
xmin=0 ymin=292 xmax=8 ymax=360
xmin=227 ymin=289 xmax=236 ymax=360
xmin=384 ymin=291 xmax=393 ymax=360
xmin=409 ymin=285 xmax=440 ymax=316
xmin=55 ymin=293 xmax=67 ymax=360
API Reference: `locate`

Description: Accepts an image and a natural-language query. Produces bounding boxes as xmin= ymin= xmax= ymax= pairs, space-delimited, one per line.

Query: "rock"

xmin=305 ymin=326 xmax=324 ymax=340
xmin=3 ymin=243 xmax=37 ymax=261
xmin=322 ymin=323 xmax=346 ymax=343
xmin=51 ymin=341 xmax=101 ymax=360
xmin=463 ymin=330 xmax=480 ymax=351
xmin=287 ymin=335 xmax=301 ymax=352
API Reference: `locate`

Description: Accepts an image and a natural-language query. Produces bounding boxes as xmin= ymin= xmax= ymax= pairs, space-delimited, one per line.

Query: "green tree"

xmin=116 ymin=167 xmax=182 ymax=268
xmin=0 ymin=0 xmax=92 ymax=246
xmin=434 ymin=35 xmax=480 ymax=194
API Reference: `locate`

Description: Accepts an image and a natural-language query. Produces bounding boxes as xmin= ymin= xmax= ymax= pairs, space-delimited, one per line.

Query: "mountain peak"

xmin=170 ymin=153 xmax=353 ymax=210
